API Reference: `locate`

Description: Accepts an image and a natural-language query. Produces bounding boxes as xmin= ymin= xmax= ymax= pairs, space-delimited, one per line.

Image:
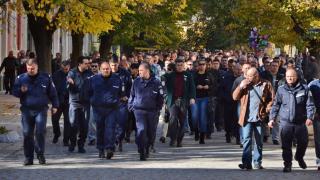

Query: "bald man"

xmin=233 ymin=67 xmax=274 ymax=170
xmin=269 ymin=68 xmax=315 ymax=172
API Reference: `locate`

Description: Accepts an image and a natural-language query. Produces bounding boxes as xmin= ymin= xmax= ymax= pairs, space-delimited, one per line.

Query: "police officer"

xmin=128 ymin=63 xmax=164 ymax=161
xmin=12 ymin=58 xmax=59 ymax=165
xmin=52 ymin=60 xmax=71 ymax=146
xmin=87 ymin=59 xmax=100 ymax=146
xmin=67 ymin=56 xmax=93 ymax=153
xmin=83 ymin=61 xmax=124 ymax=159
xmin=269 ymin=68 xmax=315 ymax=172
xmin=110 ymin=57 xmax=132 ymax=152
xmin=308 ymin=78 xmax=320 ymax=171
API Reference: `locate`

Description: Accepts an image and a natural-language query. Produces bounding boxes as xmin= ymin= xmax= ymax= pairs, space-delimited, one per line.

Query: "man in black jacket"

xmin=0 ymin=51 xmax=17 ymax=94
xmin=52 ymin=60 xmax=71 ymax=146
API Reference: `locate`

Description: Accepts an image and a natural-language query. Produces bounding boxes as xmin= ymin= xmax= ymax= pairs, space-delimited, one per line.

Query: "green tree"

xmin=99 ymin=0 xmax=199 ymax=56
xmin=10 ymin=0 xmax=162 ymax=72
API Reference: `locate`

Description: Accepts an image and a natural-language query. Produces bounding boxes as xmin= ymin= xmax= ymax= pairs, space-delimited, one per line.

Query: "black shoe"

xmin=106 ymin=150 xmax=114 ymax=160
xmin=5 ymin=91 xmax=8 ymax=95
xmin=254 ymin=164 xmax=264 ymax=169
xmin=24 ymin=159 xmax=33 ymax=166
xmin=236 ymin=139 xmax=241 ymax=145
xmin=150 ymin=145 xmax=156 ymax=153
xmin=99 ymin=150 xmax=105 ymax=159
xmin=240 ymin=144 xmax=243 ymax=148
xmin=145 ymin=148 xmax=150 ymax=158
xmin=78 ymin=147 xmax=86 ymax=153
xmin=238 ymin=164 xmax=252 ymax=170
xmin=124 ymin=137 xmax=130 ymax=143
xmin=118 ymin=141 xmax=123 ymax=152
xmin=140 ymin=153 xmax=146 ymax=161
xmin=226 ymin=135 xmax=231 ymax=143
xmin=272 ymin=140 xmax=280 ymax=145
xmin=68 ymin=146 xmax=75 ymax=152
xmin=263 ymin=136 xmax=268 ymax=143
xmin=88 ymin=139 xmax=95 ymax=146
xmin=318 ymin=167 xmax=320 ymax=171
xmin=159 ymin=137 xmax=166 ymax=143
xmin=199 ymin=133 xmax=205 ymax=144
xmin=63 ymin=141 xmax=69 ymax=147
xmin=37 ymin=155 xmax=46 ymax=165
xmin=52 ymin=135 xmax=59 ymax=144
xmin=169 ymin=140 xmax=175 ymax=147
xmin=195 ymin=133 xmax=199 ymax=141
xmin=295 ymin=157 xmax=307 ymax=169
xmin=283 ymin=166 xmax=292 ymax=173
xmin=176 ymin=142 xmax=182 ymax=147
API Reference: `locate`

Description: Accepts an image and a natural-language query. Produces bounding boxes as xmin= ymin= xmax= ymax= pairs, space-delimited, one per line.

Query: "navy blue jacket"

xmin=52 ymin=69 xmax=69 ymax=105
xmin=113 ymin=68 xmax=132 ymax=98
xmin=83 ymin=73 xmax=124 ymax=113
xmin=308 ymin=79 xmax=320 ymax=113
xmin=67 ymin=67 xmax=93 ymax=105
xmin=12 ymin=73 xmax=59 ymax=110
xmin=269 ymin=82 xmax=315 ymax=124
xmin=128 ymin=77 xmax=164 ymax=112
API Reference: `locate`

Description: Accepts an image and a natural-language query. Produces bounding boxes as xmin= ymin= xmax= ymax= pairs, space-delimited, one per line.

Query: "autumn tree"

xmin=10 ymin=0 xmax=162 ymax=72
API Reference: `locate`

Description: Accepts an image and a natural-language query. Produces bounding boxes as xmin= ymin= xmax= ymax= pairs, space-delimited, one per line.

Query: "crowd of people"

xmin=1 ymin=49 xmax=320 ymax=173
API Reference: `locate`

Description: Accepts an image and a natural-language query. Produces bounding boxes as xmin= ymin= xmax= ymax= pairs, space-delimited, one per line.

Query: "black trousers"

xmin=224 ymin=101 xmax=239 ymax=139
xmin=51 ymin=103 xmax=71 ymax=144
xmin=4 ymin=73 xmax=15 ymax=93
xmin=280 ymin=121 xmax=308 ymax=167
xmin=168 ymin=99 xmax=187 ymax=144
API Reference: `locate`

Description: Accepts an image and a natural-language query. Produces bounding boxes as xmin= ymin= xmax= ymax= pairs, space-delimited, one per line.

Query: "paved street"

xmin=0 ymin=93 xmax=319 ymax=180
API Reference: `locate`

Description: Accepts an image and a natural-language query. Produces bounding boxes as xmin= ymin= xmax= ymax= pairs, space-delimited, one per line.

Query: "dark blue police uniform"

xmin=113 ymin=68 xmax=132 ymax=149
xmin=12 ymin=72 xmax=59 ymax=162
xmin=128 ymin=77 xmax=164 ymax=160
xmin=83 ymin=73 xmax=124 ymax=157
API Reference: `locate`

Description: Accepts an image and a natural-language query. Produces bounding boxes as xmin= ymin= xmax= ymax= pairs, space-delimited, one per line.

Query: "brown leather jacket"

xmin=232 ymin=79 xmax=274 ymax=127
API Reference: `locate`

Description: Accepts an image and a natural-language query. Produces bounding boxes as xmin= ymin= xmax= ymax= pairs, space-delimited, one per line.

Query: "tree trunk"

xmin=99 ymin=30 xmax=115 ymax=59
xmin=26 ymin=15 xmax=54 ymax=73
xmin=71 ymin=32 xmax=84 ymax=67
xmin=308 ymin=39 xmax=320 ymax=59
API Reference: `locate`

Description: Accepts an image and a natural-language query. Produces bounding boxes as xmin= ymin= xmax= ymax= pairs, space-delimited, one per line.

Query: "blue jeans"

xmin=94 ymin=108 xmax=117 ymax=151
xmin=271 ymin=116 xmax=280 ymax=141
xmin=116 ymin=103 xmax=128 ymax=142
xmin=314 ymin=117 xmax=320 ymax=166
xmin=237 ymin=103 xmax=243 ymax=144
xmin=21 ymin=107 xmax=48 ymax=161
xmin=88 ymin=106 xmax=96 ymax=141
xmin=242 ymin=121 xmax=263 ymax=166
xmin=69 ymin=104 xmax=87 ymax=148
xmin=192 ymin=97 xmax=209 ymax=133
